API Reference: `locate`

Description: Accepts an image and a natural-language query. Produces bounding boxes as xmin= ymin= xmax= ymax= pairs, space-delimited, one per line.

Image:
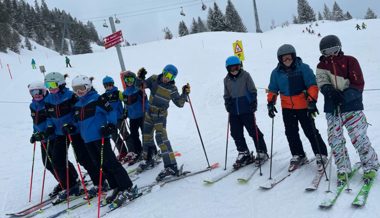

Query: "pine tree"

xmin=207 ymin=2 xmax=226 ymax=31
xmin=72 ymin=25 xmax=92 ymax=54
xmin=297 ymin=0 xmax=316 ymax=23
xmin=345 ymin=11 xmax=352 ymax=20
xmin=9 ymin=29 xmax=21 ymax=53
xmin=190 ymin=18 xmax=199 ymax=34
xmin=318 ymin=12 xmax=323 ymax=20
xmin=163 ymin=27 xmax=173 ymax=40
xmin=365 ymin=8 xmax=377 ymax=19
xmin=25 ymin=37 xmax=32 ymax=50
xmin=332 ymin=2 xmax=345 ymax=21
xmin=197 ymin=17 xmax=208 ymax=32
xmin=292 ymin=15 xmax=299 ymax=24
xmin=323 ymin=4 xmax=332 ymax=20
xmin=225 ymin=0 xmax=247 ymax=32
xmin=178 ymin=21 xmax=189 ymax=36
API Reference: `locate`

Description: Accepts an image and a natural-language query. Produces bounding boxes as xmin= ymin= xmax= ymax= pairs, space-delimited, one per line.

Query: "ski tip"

xmin=237 ymin=179 xmax=248 ymax=184
xmin=174 ymin=152 xmax=182 ymax=157
xmin=203 ymin=180 xmax=214 ymax=185
xmin=209 ymin=162 xmax=220 ymax=169
xmin=305 ymin=187 xmax=317 ymax=191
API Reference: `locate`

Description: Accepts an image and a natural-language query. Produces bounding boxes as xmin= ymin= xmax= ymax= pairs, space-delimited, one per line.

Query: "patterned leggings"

xmin=326 ymin=111 xmax=379 ymax=173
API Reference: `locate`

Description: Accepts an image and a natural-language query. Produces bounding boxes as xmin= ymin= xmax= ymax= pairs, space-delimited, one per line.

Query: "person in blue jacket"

xmin=43 ymin=72 xmax=100 ymax=204
xmin=71 ymin=75 xmax=137 ymax=208
xmin=120 ymin=71 xmax=149 ymax=164
xmin=101 ymin=76 xmax=129 ymax=162
xmin=28 ymin=81 xmax=62 ymax=197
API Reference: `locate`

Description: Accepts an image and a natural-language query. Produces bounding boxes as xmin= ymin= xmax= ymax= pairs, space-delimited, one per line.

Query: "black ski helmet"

xmin=277 ymin=44 xmax=296 ymax=62
xmin=319 ymin=35 xmax=341 ymax=55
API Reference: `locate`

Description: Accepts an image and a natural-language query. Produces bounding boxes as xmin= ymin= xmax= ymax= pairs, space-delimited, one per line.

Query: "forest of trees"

xmin=0 ymin=0 xmax=100 ymax=54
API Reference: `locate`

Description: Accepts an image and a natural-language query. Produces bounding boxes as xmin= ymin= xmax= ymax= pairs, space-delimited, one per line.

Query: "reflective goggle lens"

xmin=228 ymin=65 xmax=241 ymax=72
xmin=72 ymin=85 xmax=87 ymax=93
xmin=30 ymin=89 xmax=43 ymax=96
xmin=124 ymin=76 xmax=135 ymax=84
xmin=45 ymin=81 xmax=58 ymax=89
xmin=322 ymin=46 xmax=341 ymax=56
xmin=103 ymin=82 xmax=114 ymax=88
xmin=163 ymin=71 xmax=175 ymax=81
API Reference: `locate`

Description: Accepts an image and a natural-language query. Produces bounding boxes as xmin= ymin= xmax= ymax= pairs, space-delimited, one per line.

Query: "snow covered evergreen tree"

xmin=225 ymin=0 xmax=247 ymax=32
xmin=178 ymin=21 xmax=189 ymax=37
xmin=190 ymin=18 xmax=199 ymax=34
xmin=365 ymin=8 xmax=377 ymax=19
xmin=197 ymin=17 xmax=208 ymax=32
xmin=25 ymin=37 xmax=32 ymax=50
xmin=207 ymin=2 xmax=226 ymax=31
xmin=163 ymin=27 xmax=173 ymax=40
xmin=345 ymin=12 xmax=352 ymax=20
xmin=297 ymin=0 xmax=316 ymax=23
xmin=332 ymin=2 xmax=345 ymax=21
xmin=318 ymin=12 xmax=323 ymax=20
xmin=323 ymin=4 xmax=332 ymax=20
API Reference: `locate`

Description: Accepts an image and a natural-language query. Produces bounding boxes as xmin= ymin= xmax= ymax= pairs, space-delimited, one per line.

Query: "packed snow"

xmin=0 ymin=19 xmax=379 ymax=218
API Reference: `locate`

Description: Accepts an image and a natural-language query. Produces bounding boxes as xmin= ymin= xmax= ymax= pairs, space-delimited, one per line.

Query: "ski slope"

xmin=0 ymin=19 xmax=380 ymax=218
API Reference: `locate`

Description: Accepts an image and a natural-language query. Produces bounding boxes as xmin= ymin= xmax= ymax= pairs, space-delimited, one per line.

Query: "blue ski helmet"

xmin=225 ymin=56 xmax=241 ymax=68
xmin=162 ymin=64 xmax=178 ymax=81
xmin=102 ymin=76 xmax=114 ymax=84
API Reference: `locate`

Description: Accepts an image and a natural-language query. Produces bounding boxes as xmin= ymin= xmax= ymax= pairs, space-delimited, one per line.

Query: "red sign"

xmin=104 ymin=30 xmax=123 ymax=49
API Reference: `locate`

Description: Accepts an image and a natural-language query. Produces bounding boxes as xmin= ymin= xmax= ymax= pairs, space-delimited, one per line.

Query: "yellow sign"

xmin=232 ymin=40 xmax=245 ymax=61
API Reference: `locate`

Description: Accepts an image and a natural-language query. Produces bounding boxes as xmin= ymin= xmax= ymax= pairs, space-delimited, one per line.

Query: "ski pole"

xmin=253 ymin=113 xmax=262 ymax=176
xmin=310 ymin=116 xmax=329 ymax=181
xmin=326 ymin=148 xmax=333 ymax=193
xmin=187 ymin=94 xmax=210 ymax=168
xmin=97 ymin=137 xmax=105 ymax=218
xmin=65 ymin=136 xmax=70 ymax=208
xmin=67 ymin=134 xmax=91 ymax=205
xmin=29 ymin=142 xmax=37 ymax=202
xmin=224 ymin=114 xmax=230 ymax=170
xmin=269 ymin=118 xmax=274 ymax=180
xmin=40 ymin=140 xmax=64 ymax=190
xmin=40 ymin=140 xmax=49 ymax=203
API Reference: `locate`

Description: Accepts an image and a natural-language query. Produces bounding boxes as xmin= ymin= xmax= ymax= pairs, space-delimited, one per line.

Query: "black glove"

xmin=323 ymin=85 xmax=344 ymax=107
xmin=225 ymin=98 xmax=232 ymax=113
xmin=100 ymin=123 xmax=117 ymax=136
xmin=122 ymin=110 xmax=128 ymax=120
xmin=45 ymin=126 xmax=55 ymax=137
xmin=62 ymin=123 xmax=76 ymax=135
xmin=137 ymin=67 xmax=147 ymax=80
xmin=182 ymin=84 xmax=191 ymax=95
xmin=250 ymin=101 xmax=257 ymax=113
xmin=30 ymin=133 xmax=44 ymax=143
xmin=267 ymin=102 xmax=277 ymax=118
xmin=307 ymin=100 xmax=319 ymax=118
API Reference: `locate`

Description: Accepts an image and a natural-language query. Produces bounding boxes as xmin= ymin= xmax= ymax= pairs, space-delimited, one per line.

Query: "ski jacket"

xmin=316 ymin=53 xmax=364 ymax=113
xmin=29 ymin=95 xmax=55 ymax=140
xmin=223 ymin=69 xmax=257 ymax=115
xmin=73 ymin=90 xmax=116 ymax=143
xmin=267 ymin=57 xmax=319 ymax=109
xmin=44 ymin=87 xmax=78 ymax=136
xmin=137 ymin=74 xmax=187 ymax=114
xmin=122 ymin=85 xmax=149 ymax=119
xmin=101 ymin=87 xmax=123 ymax=120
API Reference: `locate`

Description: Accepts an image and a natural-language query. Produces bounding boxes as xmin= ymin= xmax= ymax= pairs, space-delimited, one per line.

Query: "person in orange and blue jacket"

xmin=267 ymin=44 xmax=328 ymax=172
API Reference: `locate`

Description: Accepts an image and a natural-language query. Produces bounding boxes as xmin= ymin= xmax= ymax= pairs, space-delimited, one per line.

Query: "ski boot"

xmin=156 ymin=164 xmax=179 ymax=182
xmin=100 ymin=188 xmax=119 ymax=207
xmin=316 ymin=154 xmax=328 ymax=172
xmin=84 ymin=182 xmax=109 ymax=200
xmin=52 ymin=184 xmax=81 ymax=205
xmin=288 ymin=155 xmax=308 ymax=172
xmin=363 ymin=170 xmax=377 ymax=184
xmin=255 ymin=152 xmax=269 ymax=167
xmin=233 ymin=151 xmax=254 ymax=169
xmin=49 ymin=183 xmax=62 ymax=198
xmin=109 ymin=186 xmax=139 ymax=209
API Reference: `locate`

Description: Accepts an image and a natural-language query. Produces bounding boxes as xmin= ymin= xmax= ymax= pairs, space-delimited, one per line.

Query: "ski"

xmin=319 ymin=163 xmax=361 ymax=209
xmin=305 ymin=156 xmax=332 ymax=191
xmin=203 ymin=162 xmax=254 ymax=185
xmin=351 ymin=174 xmax=376 ymax=207
xmin=6 ymin=198 xmax=53 ymax=217
xmin=259 ymin=157 xmax=316 ymax=190
xmin=237 ymin=152 xmax=277 ymax=184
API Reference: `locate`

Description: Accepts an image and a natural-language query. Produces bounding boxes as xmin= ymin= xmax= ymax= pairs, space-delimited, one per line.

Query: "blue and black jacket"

xmin=30 ymin=94 xmax=55 ymax=140
xmin=122 ymin=86 xmax=149 ymax=119
xmin=101 ymin=87 xmax=123 ymax=121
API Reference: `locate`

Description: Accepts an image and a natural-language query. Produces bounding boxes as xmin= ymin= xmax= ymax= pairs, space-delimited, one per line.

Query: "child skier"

xmin=136 ymin=65 xmax=190 ymax=181
xmin=267 ymin=44 xmax=328 ymax=172
xmin=71 ymin=75 xmax=137 ymax=207
xmin=223 ymin=56 xmax=269 ymax=169
xmin=316 ymin=35 xmax=379 ymax=183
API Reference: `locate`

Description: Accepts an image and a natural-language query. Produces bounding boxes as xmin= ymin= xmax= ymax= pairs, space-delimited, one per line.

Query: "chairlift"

xmin=201 ymin=1 xmax=207 ymax=11
xmin=180 ymin=7 xmax=186 ymax=16
xmin=114 ymin=14 xmax=120 ymax=24
xmin=103 ymin=19 xmax=109 ymax=28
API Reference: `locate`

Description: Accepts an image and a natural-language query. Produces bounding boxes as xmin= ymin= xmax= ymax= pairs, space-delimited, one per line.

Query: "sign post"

xmin=104 ymin=17 xmax=126 ymax=72
xmin=232 ymin=40 xmax=245 ymax=62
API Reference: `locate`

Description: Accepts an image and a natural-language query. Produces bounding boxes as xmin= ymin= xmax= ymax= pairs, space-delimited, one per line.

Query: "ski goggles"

xmin=227 ymin=65 xmax=241 ymax=73
xmin=103 ymin=82 xmax=114 ymax=88
xmin=30 ymin=89 xmax=43 ymax=96
xmin=321 ymin=46 xmax=341 ymax=56
xmin=123 ymin=76 xmax=135 ymax=84
xmin=163 ymin=71 xmax=176 ymax=81
xmin=72 ymin=85 xmax=87 ymax=94
xmin=45 ymin=81 xmax=59 ymax=89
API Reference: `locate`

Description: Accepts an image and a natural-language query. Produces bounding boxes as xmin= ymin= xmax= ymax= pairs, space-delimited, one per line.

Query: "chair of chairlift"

xmin=201 ymin=1 xmax=207 ymax=11
xmin=180 ymin=7 xmax=186 ymax=16
xmin=103 ymin=20 xmax=109 ymax=28
xmin=115 ymin=14 xmax=120 ymax=24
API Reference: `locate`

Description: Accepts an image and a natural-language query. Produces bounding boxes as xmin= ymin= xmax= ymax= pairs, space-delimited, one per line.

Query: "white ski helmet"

xmin=72 ymin=75 xmax=92 ymax=96
xmin=28 ymin=81 xmax=47 ymax=96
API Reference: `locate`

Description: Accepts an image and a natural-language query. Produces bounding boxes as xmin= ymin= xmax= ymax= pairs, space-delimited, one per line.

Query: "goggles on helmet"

xmin=30 ymin=89 xmax=43 ymax=96
xmin=45 ymin=81 xmax=59 ymax=89
xmin=72 ymin=85 xmax=87 ymax=95
xmin=321 ymin=46 xmax=341 ymax=57
xmin=103 ymin=82 xmax=114 ymax=88
xmin=123 ymin=76 xmax=135 ymax=84
xmin=163 ymin=70 xmax=176 ymax=81
xmin=227 ymin=64 xmax=241 ymax=73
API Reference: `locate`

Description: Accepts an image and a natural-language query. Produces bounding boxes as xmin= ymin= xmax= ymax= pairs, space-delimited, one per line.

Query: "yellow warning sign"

xmin=232 ymin=40 xmax=245 ymax=61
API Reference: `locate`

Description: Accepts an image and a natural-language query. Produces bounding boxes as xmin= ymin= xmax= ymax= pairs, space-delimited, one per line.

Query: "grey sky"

xmin=29 ymin=0 xmax=379 ymax=44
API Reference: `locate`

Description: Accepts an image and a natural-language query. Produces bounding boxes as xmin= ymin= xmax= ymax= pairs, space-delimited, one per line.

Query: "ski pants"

xmin=143 ymin=109 xmax=175 ymax=168
xmin=85 ymin=138 xmax=133 ymax=191
xmin=230 ymin=113 xmax=267 ymax=153
xmin=129 ymin=117 xmax=144 ymax=155
xmin=111 ymin=119 xmax=129 ymax=156
xmin=282 ymin=109 xmax=328 ymax=157
xmin=40 ymin=139 xmax=57 ymax=182
xmin=326 ymin=111 xmax=379 ymax=173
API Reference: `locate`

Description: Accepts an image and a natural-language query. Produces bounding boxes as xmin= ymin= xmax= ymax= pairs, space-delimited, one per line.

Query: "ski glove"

xmin=45 ymin=126 xmax=55 ymax=137
xmin=224 ymin=98 xmax=232 ymax=113
xmin=62 ymin=123 xmax=76 ymax=135
xmin=307 ymin=100 xmax=319 ymax=118
xmin=250 ymin=101 xmax=257 ymax=113
xmin=323 ymin=85 xmax=344 ymax=107
xmin=182 ymin=83 xmax=191 ymax=95
xmin=100 ymin=123 xmax=117 ymax=136
xmin=30 ymin=132 xmax=44 ymax=143
xmin=137 ymin=67 xmax=147 ymax=80
xmin=267 ymin=102 xmax=277 ymax=118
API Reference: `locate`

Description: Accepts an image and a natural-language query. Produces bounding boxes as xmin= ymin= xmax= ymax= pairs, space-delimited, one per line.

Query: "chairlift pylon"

xmin=180 ymin=7 xmax=186 ymax=16
xmin=103 ymin=19 xmax=109 ymax=28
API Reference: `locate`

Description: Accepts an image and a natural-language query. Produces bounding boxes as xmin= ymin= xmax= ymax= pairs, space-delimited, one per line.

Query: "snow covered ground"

xmin=0 ymin=19 xmax=380 ymax=218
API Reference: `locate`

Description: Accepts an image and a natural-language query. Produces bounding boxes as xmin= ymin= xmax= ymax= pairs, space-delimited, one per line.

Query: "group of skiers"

xmin=26 ymin=34 xmax=378 ymax=209
xmin=224 ymin=34 xmax=378 ymax=184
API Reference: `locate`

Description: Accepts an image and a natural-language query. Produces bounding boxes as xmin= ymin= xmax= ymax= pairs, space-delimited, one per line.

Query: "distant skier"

xmin=361 ymin=22 xmax=367 ymax=29
xmin=355 ymin=24 xmax=361 ymax=30
xmin=136 ymin=64 xmax=190 ymax=181
xmin=31 ymin=58 xmax=36 ymax=69
xmin=65 ymin=56 xmax=72 ymax=68
xmin=316 ymin=35 xmax=379 ymax=184
xmin=267 ymin=44 xmax=328 ymax=172
xmin=223 ymin=56 xmax=269 ymax=169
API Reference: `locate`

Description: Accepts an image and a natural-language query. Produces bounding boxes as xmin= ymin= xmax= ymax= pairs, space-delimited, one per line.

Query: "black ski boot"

xmin=288 ymin=155 xmax=308 ymax=172
xmin=49 ymin=183 xmax=62 ymax=198
xmin=233 ymin=151 xmax=254 ymax=169
xmin=254 ymin=152 xmax=269 ymax=167
xmin=52 ymin=183 xmax=81 ymax=205
xmin=156 ymin=164 xmax=179 ymax=181
xmin=109 ymin=186 xmax=139 ymax=209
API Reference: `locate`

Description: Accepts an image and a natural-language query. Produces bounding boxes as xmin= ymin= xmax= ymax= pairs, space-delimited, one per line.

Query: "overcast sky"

xmin=28 ymin=0 xmax=380 ymax=44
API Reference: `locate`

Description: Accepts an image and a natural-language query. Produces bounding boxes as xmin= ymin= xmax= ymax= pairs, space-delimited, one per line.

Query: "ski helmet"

xmin=319 ymin=35 xmax=342 ymax=56
xmin=44 ymin=72 xmax=65 ymax=85
xmin=71 ymin=75 xmax=92 ymax=97
xmin=102 ymin=76 xmax=114 ymax=84
xmin=162 ymin=64 xmax=178 ymax=81
xmin=277 ymin=44 xmax=296 ymax=62
xmin=28 ymin=81 xmax=47 ymax=98
xmin=225 ymin=56 xmax=241 ymax=68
